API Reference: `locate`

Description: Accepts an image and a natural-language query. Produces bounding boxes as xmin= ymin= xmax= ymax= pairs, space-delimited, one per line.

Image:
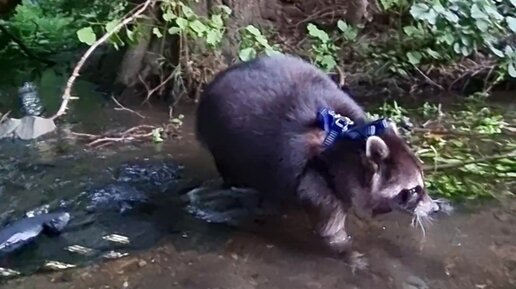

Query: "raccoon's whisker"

xmin=417 ymin=215 xmax=427 ymax=239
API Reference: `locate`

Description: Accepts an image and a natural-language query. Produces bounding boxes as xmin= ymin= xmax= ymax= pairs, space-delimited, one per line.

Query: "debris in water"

xmin=43 ymin=261 xmax=76 ymax=270
xmin=102 ymin=250 xmax=129 ymax=259
xmin=0 ymin=267 xmax=20 ymax=277
xmin=102 ymin=234 xmax=130 ymax=244
xmin=65 ymin=244 xmax=95 ymax=256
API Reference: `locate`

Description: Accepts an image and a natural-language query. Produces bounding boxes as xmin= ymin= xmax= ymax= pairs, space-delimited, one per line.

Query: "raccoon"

xmin=195 ymin=53 xmax=442 ymax=252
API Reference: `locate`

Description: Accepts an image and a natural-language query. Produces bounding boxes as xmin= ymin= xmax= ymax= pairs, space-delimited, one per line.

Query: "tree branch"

xmin=51 ymin=0 xmax=155 ymax=120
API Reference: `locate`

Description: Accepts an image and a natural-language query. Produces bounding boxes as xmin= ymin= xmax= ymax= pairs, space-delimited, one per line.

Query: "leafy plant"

xmin=76 ymin=0 xmax=232 ymax=51
xmin=407 ymin=0 xmax=516 ymax=77
xmin=306 ymin=23 xmax=339 ymax=72
xmin=238 ymin=25 xmax=281 ymax=62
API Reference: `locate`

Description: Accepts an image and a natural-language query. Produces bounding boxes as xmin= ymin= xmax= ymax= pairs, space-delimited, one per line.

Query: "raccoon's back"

xmin=195 ymin=54 xmax=364 ymax=194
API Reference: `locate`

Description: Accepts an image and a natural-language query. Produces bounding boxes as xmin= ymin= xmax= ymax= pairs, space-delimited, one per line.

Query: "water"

xmin=0 ymin=88 xmax=515 ymax=288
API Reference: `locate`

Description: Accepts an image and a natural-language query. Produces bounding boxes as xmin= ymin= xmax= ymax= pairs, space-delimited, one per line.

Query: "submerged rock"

xmin=115 ymin=161 xmax=184 ymax=192
xmin=86 ymin=183 xmax=148 ymax=214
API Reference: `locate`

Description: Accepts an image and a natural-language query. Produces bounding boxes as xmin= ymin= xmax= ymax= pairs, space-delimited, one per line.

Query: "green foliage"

xmin=160 ymin=1 xmax=231 ymax=49
xmin=306 ymin=23 xmax=339 ymax=71
xmin=238 ymin=25 xmax=281 ymax=62
xmin=75 ymin=0 xmax=232 ymax=51
xmin=405 ymin=0 xmax=516 ymax=77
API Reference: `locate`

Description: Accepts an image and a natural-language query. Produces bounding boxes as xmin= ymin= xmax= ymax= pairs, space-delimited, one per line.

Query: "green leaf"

xmin=152 ymin=27 xmax=163 ymax=38
xmin=175 ymin=17 xmax=189 ymax=30
xmin=163 ymin=9 xmax=176 ymax=21
xmin=403 ymin=25 xmax=418 ymax=36
xmin=337 ymin=20 xmax=349 ymax=32
xmin=425 ymin=48 xmax=440 ymax=59
xmin=245 ymin=25 xmax=262 ymax=36
xmin=510 ymin=0 xmax=516 ymax=8
xmin=488 ymin=44 xmax=504 ymax=58
xmin=239 ymin=47 xmax=256 ymax=61
xmin=507 ymin=16 xmax=516 ymax=33
xmin=76 ymin=27 xmax=96 ymax=45
xmin=475 ymin=19 xmax=489 ymax=32
xmin=168 ymin=27 xmax=181 ymax=35
xmin=471 ymin=4 xmax=487 ymax=20
xmin=264 ymin=47 xmax=281 ymax=56
xmin=211 ymin=14 xmax=224 ymax=27
xmin=508 ymin=62 xmax=516 ymax=78
xmin=206 ymin=30 xmax=220 ymax=46
xmin=105 ymin=20 xmax=120 ymax=33
xmin=189 ymin=19 xmax=206 ymax=36
xmin=320 ymin=55 xmax=336 ymax=71
xmin=217 ymin=5 xmax=232 ymax=15
xmin=181 ymin=5 xmax=195 ymax=19
xmin=442 ymin=11 xmax=459 ymax=23
xmin=424 ymin=9 xmax=438 ymax=25
xmin=410 ymin=3 xmax=430 ymax=19
xmin=307 ymin=23 xmax=329 ymax=42
xmin=406 ymin=51 xmax=422 ymax=65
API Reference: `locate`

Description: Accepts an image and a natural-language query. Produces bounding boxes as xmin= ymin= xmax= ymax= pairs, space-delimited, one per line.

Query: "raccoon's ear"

xmin=366 ymin=136 xmax=389 ymax=164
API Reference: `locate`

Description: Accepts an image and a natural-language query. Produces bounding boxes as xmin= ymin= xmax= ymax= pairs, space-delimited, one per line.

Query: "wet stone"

xmin=86 ymin=183 xmax=148 ymax=214
xmin=115 ymin=161 xmax=184 ymax=192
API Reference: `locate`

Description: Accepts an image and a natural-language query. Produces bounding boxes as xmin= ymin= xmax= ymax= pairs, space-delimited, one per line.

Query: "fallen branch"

xmin=71 ymin=124 xmax=171 ymax=148
xmin=423 ymin=150 xmax=516 ymax=171
xmin=51 ymin=0 xmax=155 ymax=120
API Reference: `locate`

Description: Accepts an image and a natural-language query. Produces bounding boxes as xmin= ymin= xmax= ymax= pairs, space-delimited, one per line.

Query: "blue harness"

xmin=316 ymin=108 xmax=390 ymax=148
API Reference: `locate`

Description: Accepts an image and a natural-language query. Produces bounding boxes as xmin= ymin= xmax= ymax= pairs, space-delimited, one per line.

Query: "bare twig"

xmin=51 ymin=0 xmax=155 ymax=120
xmin=111 ymin=95 xmax=146 ymax=119
xmin=414 ymin=66 xmax=444 ymax=90
xmin=423 ymin=150 xmax=516 ymax=171
xmin=0 ymin=110 xmax=11 ymax=123
xmin=141 ymin=70 xmax=175 ymax=105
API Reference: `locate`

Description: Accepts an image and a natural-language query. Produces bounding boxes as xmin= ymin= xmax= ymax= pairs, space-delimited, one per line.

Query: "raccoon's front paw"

xmin=324 ymin=229 xmax=352 ymax=253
